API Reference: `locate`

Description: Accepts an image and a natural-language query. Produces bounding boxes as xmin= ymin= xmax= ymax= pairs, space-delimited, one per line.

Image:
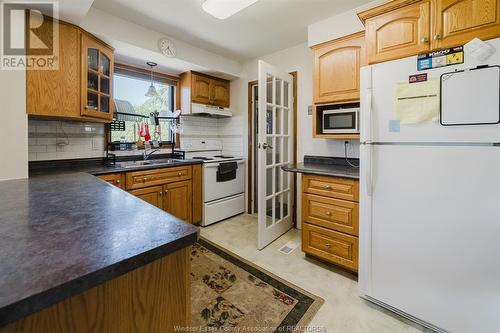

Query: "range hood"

xmin=188 ymin=103 xmax=233 ymax=118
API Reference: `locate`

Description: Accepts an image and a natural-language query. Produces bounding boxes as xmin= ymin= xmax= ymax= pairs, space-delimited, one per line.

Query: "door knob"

xmin=262 ymin=143 xmax=273 ymax=150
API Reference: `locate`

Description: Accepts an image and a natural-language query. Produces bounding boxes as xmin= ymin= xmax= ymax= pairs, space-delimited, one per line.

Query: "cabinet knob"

xmin=433 ymin=34 xmax=441 ymax=41
xmin=142 ymin=177 xmax=148 ymax=182
xmin=116 ymin=179 xmax=120 ymax=184
xmin=420 ymin=37 xmax=429 ymax=43
xmin=177 ymin=172 xmax=182 ymax=176
xmin=326 ymin=211 xmax=332 ymax=216
xmin=325 ymin=243 xmax=332 ymax=248
xmin=324 ymin=185 xmax=332 ymax=190
xmin=159 ymin=191 xmax=163 ymax=196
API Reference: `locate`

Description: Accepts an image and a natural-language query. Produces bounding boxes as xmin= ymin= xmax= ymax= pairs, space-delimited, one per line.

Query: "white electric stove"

xmin=181 ymin=139 xmax=245 ymax=226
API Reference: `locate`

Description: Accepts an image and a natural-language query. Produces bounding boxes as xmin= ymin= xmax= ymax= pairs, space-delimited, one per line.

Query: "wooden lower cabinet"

xmin=0 ymin=248 xmax=191 ymax=333
xmin=303 ymin=223 xmax=359 ymax=272
xmin=301 ymin=174 xmax=359 ymax=272
xmin=97 ymin=173 xmax=125 ymax=189
xmin=164 ymin=180 xmax=193 ymax=223
xmin=129 ymin=186 xmax=164 ymax=210
xmin=98 ymin=165 xmax=201 ymax=225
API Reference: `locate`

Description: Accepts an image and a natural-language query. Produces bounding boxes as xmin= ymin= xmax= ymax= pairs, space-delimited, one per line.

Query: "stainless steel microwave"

xmin=322 ymin=108 xmax=359 ymax=134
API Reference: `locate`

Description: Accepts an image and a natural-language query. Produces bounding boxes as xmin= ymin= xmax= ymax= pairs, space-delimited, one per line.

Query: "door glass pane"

xmin=283 ymin=109 xmax=289 ymax=135
xmin=88 ymin=48 xmax=98 ymax=71
xmin=275 ymin=107 xmax=282 ymax=135
xmin=100 ymin=77 xmax=110 ymax=94
xmin=100 ymin=95 xmax=110 ymax=113
xmin=283 ymin=137 xmax=289 ymax=163
xmin=275 ymin=137 xmax=281 ymax=164
xmin=87 ymin=92 xmax=98 ymax=109
xmin=266 ymin=167 xmax=273 ymax=197
xmin=88 ymin=71 xmax=98 ymax=91
xmin=283 ymin=170 xmax=289 ymax=191
xmin=100 ymin=53 xmax=110 ymax=76
xmin=266 ymin=136 xmax=273 ymax=166
xmin=275 ymin=78 xmax=282 ymax=106
xmin=282 ymin=192 xmax=289 ymax=219
xmin=266 ymin=74 xmax=273 ymax=104
xmin=266 ymin=198 xmax=274 ymax=227
xmin=284 ymin=81 xmax=289 ymax=107
xmin=275 ymin=166 xmax=281 ymax=193
xmin=266 ymin=105 xmax=273 ymax=134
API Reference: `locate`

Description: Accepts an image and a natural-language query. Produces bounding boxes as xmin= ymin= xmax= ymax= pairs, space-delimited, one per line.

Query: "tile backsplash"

xmin=28 ymin=120 xmax=106 ymax=161
xmin=181 ymin=117 xmax=244 ymax=156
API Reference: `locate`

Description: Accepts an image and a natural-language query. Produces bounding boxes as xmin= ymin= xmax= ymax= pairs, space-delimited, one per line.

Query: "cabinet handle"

xmin=323 ymin=185 xmax=332 ymax=190
xmin=116 ymin=179 xmax=120 ymax=184
xmin=325 ymin=243 xmax=332 ymax=248
xmin=84 ymin=105 xmax=98 ymax=110
xmin=159 ymin=191 xmax=163 ymax=196
xmin=433 ymin=34 xmax=441 ymax=41
xmin=142 ymin=177 xmax=148 ymax=182
xmin=177 ymin=172 xmax=182 ymax=176
xmin=420 ymin=37 xmax=429 ymax=43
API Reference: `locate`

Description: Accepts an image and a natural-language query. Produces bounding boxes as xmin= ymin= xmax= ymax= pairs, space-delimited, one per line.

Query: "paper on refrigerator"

xmin=395 ymin=78 xmax=440 ymax=124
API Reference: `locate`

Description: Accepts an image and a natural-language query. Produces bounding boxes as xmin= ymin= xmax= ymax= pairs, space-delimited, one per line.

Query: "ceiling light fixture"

xmin=202 ymin=0 xmax=259 ymax=20
xmin=145 ymin=62 xmax=158 ymax=98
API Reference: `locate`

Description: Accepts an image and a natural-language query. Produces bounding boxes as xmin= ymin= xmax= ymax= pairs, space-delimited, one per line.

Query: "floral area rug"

xmin=190 ymin=238 xmax=324 ymax=332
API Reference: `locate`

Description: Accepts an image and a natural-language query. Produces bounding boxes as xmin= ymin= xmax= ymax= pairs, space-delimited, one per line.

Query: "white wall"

xmin=0 ymin=69 xmax=28 ymax=181
xmin=81 ymin=8 xmax=242 ymax=78
xmin=308 ymin=0 xmax=384 ymax=47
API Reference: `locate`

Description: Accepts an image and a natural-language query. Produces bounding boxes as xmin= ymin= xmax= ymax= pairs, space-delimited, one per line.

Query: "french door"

xmin=257 ymin=60 xmax=294 ymax=250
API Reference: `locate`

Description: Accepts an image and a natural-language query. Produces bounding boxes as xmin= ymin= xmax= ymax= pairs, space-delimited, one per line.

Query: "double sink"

xmin=117 ymin=158 xmax=186 ymax=169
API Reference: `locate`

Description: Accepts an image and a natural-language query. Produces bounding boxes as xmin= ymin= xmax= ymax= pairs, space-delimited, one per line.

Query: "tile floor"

xmin=200 ymin=214 xmax=429 ymax=333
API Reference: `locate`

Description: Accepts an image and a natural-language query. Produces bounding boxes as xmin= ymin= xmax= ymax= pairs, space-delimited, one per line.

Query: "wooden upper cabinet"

xmin=433 ymin=0 xmax=500 ymax=49
xmin=363 ymin=1 xmax=431 ymax=64
xmin=192 ymin=73 xmax=212 ymax=105
xmin=312 ymin=31 xmax=366 ymax=104
xmin=81 ymin=33 xmax=114 ymax=121
xmin=26 ymin=18 xmax=114 ymax=122
xmin=27 ymin=20 xmax=80 ymax=119
xmin=180 ymin=71 xmax=231 ymax=112
xmin=359 ymin=0 xmax=500 ymax=64
xmin=211 ymin=79 xmax=230 ymax=107
xmin=163 ymin=180 xmax=193 ymax=223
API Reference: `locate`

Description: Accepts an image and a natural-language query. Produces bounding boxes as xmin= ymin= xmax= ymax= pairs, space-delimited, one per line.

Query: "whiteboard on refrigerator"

xmin=440 ymin=65 xmax=500 ymax=126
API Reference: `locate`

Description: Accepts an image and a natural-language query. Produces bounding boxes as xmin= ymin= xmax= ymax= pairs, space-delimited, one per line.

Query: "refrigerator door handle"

xmin=365 ymin=144 xmax=373 ymax=196
xmin=362 ymin=92 xmax=373 ymax=144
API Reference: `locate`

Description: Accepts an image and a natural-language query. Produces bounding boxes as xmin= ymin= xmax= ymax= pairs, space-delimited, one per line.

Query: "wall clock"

xmin=158 ymin=38 xmax=176 ymax=58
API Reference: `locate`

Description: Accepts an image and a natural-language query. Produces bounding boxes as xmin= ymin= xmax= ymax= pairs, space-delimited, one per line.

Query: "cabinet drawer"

xmin=303 ymin=223 xmax=358 ymax=272
xmin=126 ymin=166 xmax=192 ymax=190
xmin=303 ymin=194 xmax=359 ymax=236
xmin=98 ymin=173 xmax=125 ymax=189
xmin=303 ymin=174 xmax=359 ymax=202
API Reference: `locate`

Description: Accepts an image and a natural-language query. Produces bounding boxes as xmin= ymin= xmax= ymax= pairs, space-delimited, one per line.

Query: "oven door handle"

xmin=204 ymin=160 xmax=245 ymax=168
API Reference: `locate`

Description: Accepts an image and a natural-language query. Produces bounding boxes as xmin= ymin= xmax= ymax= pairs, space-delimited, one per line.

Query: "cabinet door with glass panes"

xmin=81 ymin=33 xmax=114 ymax=121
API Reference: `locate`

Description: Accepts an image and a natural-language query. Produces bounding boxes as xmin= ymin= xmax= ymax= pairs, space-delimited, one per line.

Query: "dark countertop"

xmin=282 ymin=156 xmax=360 ymax=179
xmin=29 ymin=158 xmax=203 ymax=177
xmin=0 ymin=173 xmax=199 ymax=327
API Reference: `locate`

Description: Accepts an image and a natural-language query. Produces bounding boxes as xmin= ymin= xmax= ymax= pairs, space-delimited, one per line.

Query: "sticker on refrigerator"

xmin=417 ymin=46 xmax=464 ymax=71
xmin=409 ymin=73 xmax=428 ymax=83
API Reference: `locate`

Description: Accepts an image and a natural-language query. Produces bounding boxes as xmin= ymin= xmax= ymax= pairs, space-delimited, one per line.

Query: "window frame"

xmin=111 ymin=63 xmax=181 ymax=148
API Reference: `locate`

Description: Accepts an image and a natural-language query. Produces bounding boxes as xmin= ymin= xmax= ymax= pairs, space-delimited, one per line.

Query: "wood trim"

xmin=114 ymin=63 xmax=179 ymax=83
xmin=190 ymin=70 xmax=230 ymax=84
xmin=357 ymin=0 xmax=423 ymax=24
xmin=310 ymin=30 xmax=365 ymax=50
xmin=0 ymin=248 xmax=191 ymax=333
xmin=247 ymin=80 xmax=258 ymax=213
xmin=290 ymin=71 xmax=298 ymax=225
xmin=192 ymin=164 xmax=203 ymax=225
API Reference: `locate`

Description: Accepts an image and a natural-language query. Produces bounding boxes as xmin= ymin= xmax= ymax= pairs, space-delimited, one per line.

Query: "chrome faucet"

xmin=143 ymin=148 xmax=160 ymax=160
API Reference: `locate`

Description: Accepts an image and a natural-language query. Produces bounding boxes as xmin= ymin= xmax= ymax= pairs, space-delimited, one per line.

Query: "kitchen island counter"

xmin=0 ymin=173 xmax=198 ymax=329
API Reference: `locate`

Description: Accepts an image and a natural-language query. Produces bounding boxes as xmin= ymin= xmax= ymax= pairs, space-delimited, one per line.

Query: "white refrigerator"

xmin=359 ymin=39 xmax=500 ymax=333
